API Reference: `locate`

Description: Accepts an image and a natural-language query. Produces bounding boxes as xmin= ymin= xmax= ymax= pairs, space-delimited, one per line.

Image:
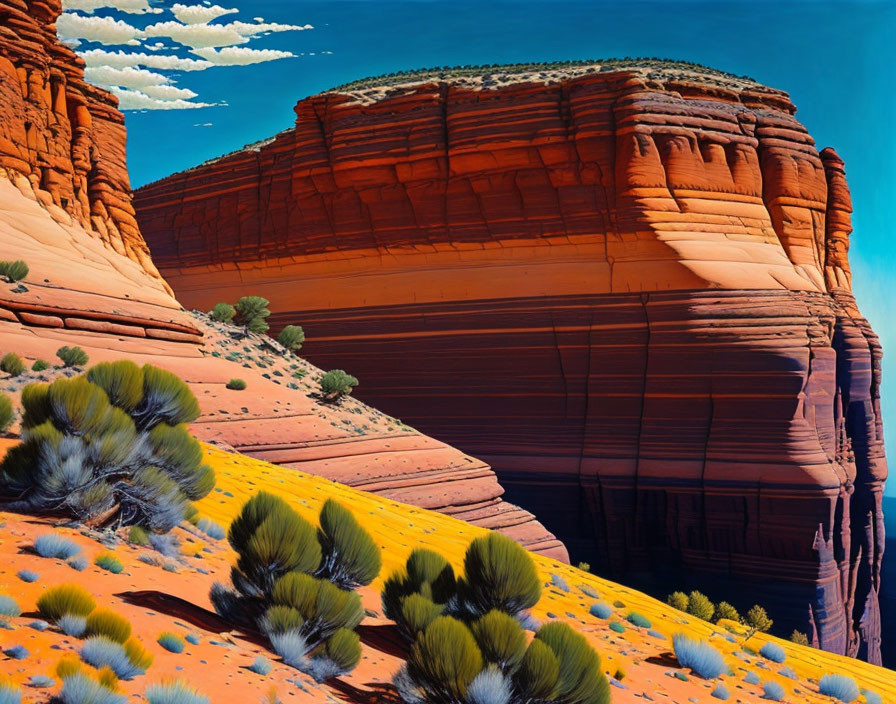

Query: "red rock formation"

xmin=0 ymin=1 xmax=563 ymax=560
xmin=134 ymin=64 xmax=888 ymax=663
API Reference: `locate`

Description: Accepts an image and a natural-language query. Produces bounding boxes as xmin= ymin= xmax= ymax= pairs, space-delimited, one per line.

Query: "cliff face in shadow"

xmin=134 ymin=63 xmax=887 ymax=663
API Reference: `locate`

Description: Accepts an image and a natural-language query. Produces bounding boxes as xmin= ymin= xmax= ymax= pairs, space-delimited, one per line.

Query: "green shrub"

xmin=209 ymin=303 xmax=236 ymax=323
xmin=608 ymin=621 xmax=625 ymax=633
xmin=626 ymin=612 xmax=651 ymax=628
xmin=316 ymin=498 xmax=381 ymax=589
xmin=406 ymin=616 xmax=483 ymax=701
xmin=0 ymin=394 xmax=13 ymax=433
xmin=157 ymin=632 xmax=185 ymax=653
xmin=37 ymin=584 xmax=96 ymax=622
xmin=319 ymin=370 xmax=358 ymax=402
xmin=85 ymin=609 xmax=132 ymax=644
xmin=0 ymin=594 xmax=21 ymax=617
xmin=223 ymin=491 xmax=321 ymax=603
xmin=0 ymin=363 xmax=212 ymax=532
xmin=128 ymin=525 xmax=149 ymax=546
xmin=759 ymin=642 xmax=786 ymax=663
xmin=277 ymin=325 xmax=305 ymax=353
xmin=56 ymin=346 xmax=89 ymax=367
xmin=1 ymin=353 xmax=25 ymax=377
xmin=762 ymin=681 xmax=785 ymax=701
xmin=714 ymin=601 xmax=740 ymax=623
xmin=744 ymin=605 xmax=773 ymax=636
xmin=226 ymin=378 xmax=246 ymax=390
xmin=31 ymin=359 xmax=50 ymax=372
xmin=123 ymin=638 xmax=153 ymax=674
xmin=536 ymin=622 xmax=610 ymax=704
xmin=95 ymin=552 xmax=124 ymax=574
xmin=789 ymin=630 xmax=809 ymax=646
xmin=0 ymin=260 xmax=28 ymax=282
xmin=234 ymin=296 xmax=271 ymax=334
xmin=382 ymin=548 xmax=456 ymax=640
xmin=469 ymin=610 xmax=527 ymax=672
xmin=457 ymin=532 xmax=541 ymax=618
xmin=686 ymin=591 xmax=715 ymax=621
xmin=589 ymin=602 xmax=612 ymax=619
xmin=667 ymin=591 xmax=689 ymax=612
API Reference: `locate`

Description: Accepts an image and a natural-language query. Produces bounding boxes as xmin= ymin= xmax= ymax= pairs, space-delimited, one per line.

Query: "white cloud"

xmin=84 ymin=65 xmax=170 ymax=89
xmin=56 ymin=12 xmax=143 ymax=45
xmin=81 ymin=49 xmax=213 ymax=71
xmin=111 ymin=87 xmax=217 ymax=110
xmin=170 ymin=3 xmax=237 ymax=24
xmin=191 ymin=46 xmax=294 ymax=65
xmin=141 ymin=84 xmax=199 ymax=100
xmin=62 ymin=0 xmax=162 ymax=14
xmin=193 ymin=122 xmax=213 ymax=127
xmin=225 ymin=20 xmax=313 ymax=37
xmin=142 ymin=20 xmax=247 ymax=48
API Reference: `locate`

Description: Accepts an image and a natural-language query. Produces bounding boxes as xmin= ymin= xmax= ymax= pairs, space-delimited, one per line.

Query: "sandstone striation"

xmin=0 ymin=1 xmax=564 ymax=560
xmin=134 ymin=63 xmax=887 ymax=662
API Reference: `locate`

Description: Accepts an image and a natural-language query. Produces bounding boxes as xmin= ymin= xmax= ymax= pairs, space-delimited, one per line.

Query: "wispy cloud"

xmin=58 ymin=1 xmax=315 ymax=110
xmin=170 ymin=3 xmax=237 ymax=25
xmin=62 ymin=0 xmax=162 ymax=14
xmin=190 ymin=46 xmax=295 ymax=65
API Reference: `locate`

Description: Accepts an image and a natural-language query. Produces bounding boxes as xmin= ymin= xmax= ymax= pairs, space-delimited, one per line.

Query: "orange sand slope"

xmin=1 ymin=441 xmax=892 ymax=704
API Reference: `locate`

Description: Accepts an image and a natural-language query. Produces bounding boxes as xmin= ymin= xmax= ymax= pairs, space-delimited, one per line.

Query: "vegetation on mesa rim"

xmin=330 ymin=57 xmax=758 ymax=91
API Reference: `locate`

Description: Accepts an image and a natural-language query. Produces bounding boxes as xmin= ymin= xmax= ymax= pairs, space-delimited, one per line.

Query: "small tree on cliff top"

xmin=234 ymin=296 xmax=271 ymax=335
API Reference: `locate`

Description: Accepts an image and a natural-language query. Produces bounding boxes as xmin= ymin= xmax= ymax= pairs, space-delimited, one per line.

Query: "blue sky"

xmin=61 ymin=1 xmax=896 ymax=496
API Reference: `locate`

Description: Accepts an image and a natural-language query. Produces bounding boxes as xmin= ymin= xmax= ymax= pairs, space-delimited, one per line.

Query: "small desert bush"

xmin=317 ymin=498 xmax=382 ymax=589
xmin=382 ymin=548 xmax=455 ymax=640
xmin=17 ymin=569 xmax=39 ymax=582
xmin=145 ymin=680 xmax=210 ymax=704
xmin=686 ymin=590 xmax=715 ymax=621
xmin=0 ymin=595 xmax=21 ymax=617
xmin=95 ymin=552 xmax=124 ymax=574
xmin=128 ymin=525 xmax=150 ymax=545
xmin=608 ymin=621 xmax=625 ymax=633
xmin=157 ymin=632 xmax=185 ymax=653
xmin=589 ymin=602 xmax=612 ymax=619
xmin=789 ymin=629 xmax=809 ymax=646
xmin=714 ymin=601 xmax=740 ymax=623
xmin=319 ymin=370 xmax=358 ymax=402
xmin=672 ymin=634 xmax=726 ymax=679
xmin=81 ymin=636 xmax=150 ymax=680
xmin=277 ymin=325 xmax=305 ymax=353
xmin=818 ymin=674 xmax=860 ymax=702
xmin=85 ymin=609 xmax=132 ymax=644
xmin=762 ymin=681 xmax=785 ymax=701
xmin=196 ymin=517 xmax=225 ymax=540
xmin=0 ymin=260 xmax=28 ymax=282
xmin=37 ymin=584 xmax=96 ymax=622
xmin=0 ymin=394 xmax=13 ymax=433
xmin=226 ymin=378 xmax=246 ymax=390
xmin=59 ymin=673 xmax=126 ymax=704
xmin=28 ymin=674 xmax=55 ymax=688
xmin=0 ymin=680 xmax=21 ymax=704
xmin=0 ymin=362 xmax=213 ymax=532
xmin=862 ymin=689 xmax=882 ymax=704
xmin=456 ymin=532 xmax=541 ymax=619
xmin=0 ymin=353 xmax=25 ymax=377
xmin=712 ymin=683 xmax=730 ymax=700
xmin=56 ymin=346 xmax=89 ymax=367
xmin=248 ymin=656 xmax=273 ymax=675
xmin=667 ymin=591 xmax=689 ymax=611
xmin=32 ymin=359 xmax=50 ymax=372
xmin=209 ymin=303 xmax=236 ymax=323
xmin=759 ymin=642 xmax=786 ymax=663
xmin=234 ymin=296 xmax=271 ymax=334
xmin=626 ymin=612 xmax=651 ymax=628
xmin=744 ymin=671 xmax=761 ymax=685
xmin=58 ymin=615 xmax=88 ymax=637
xmin=744 ymin=605 xmax=773 ymax=635
xmin=34 ymin=533 xmax=82 ymax=560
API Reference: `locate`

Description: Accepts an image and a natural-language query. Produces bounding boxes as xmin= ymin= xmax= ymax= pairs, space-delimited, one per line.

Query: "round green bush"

xmin=234 ymin=296 xmax=271 ymax=334
xmin=0 ymin=259 xmax=28 ymax=282
xmin=277 ymin=325 xmax=305 ymax=352
xmin=1 ymin=353 xmax=25 ymax=377
xmin=226 ymin=378 xmax=247 ymax=391
xmin=31 ymin=360 xmax=50 ymax=372
xmin=0 ymin=394 xmax=13 ymax=433
xmin=457 ymin=532 xmax=541 ymax=618
xmin=209 ymin=302 xmax=236 ymax=323
xmin=56 ymin=346 xmax=89 ymax=367
xmin=319 ymin=370 xmax=358 ymax=402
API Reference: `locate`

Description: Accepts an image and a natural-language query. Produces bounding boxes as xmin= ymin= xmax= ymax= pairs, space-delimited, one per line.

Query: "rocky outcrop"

xmin=0 ymin=1 xmax=564 ymax=560
xmin=134 ymin=63 xmax=887 ymax=662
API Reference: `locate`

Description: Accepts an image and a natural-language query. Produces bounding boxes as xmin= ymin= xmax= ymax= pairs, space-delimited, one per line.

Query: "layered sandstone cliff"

xmin=134 ymin=63 xmax=888 ymax=662
xmin=0 ymin=1 xmax=563 ymax=559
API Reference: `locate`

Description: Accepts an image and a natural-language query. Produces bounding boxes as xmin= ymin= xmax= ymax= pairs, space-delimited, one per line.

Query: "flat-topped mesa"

xmin=0 ymin=7 xmax=565 ymax=561
xmin=133 ymin=64 xmax=886 ymax=662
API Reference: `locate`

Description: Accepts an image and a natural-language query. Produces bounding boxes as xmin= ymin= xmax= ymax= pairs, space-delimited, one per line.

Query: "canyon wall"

xmin=0 ymin=0 xmax=563 ymax=560
xmin=134 ymin=65 xmax=887 ymax=662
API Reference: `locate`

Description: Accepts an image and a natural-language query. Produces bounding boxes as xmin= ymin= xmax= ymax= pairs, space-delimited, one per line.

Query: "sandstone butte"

xmin=0 ymin=0 xmax=565 ymax=567
xmin=133 ymin=62 xmax=888 ymax=664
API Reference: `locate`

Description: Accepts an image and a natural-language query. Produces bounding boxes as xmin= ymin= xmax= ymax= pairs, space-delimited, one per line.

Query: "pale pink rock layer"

xmin=134 ymin=66 xmax=887 ymax=663
xmin=0 ymin=0 xmax=566 ymax=561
